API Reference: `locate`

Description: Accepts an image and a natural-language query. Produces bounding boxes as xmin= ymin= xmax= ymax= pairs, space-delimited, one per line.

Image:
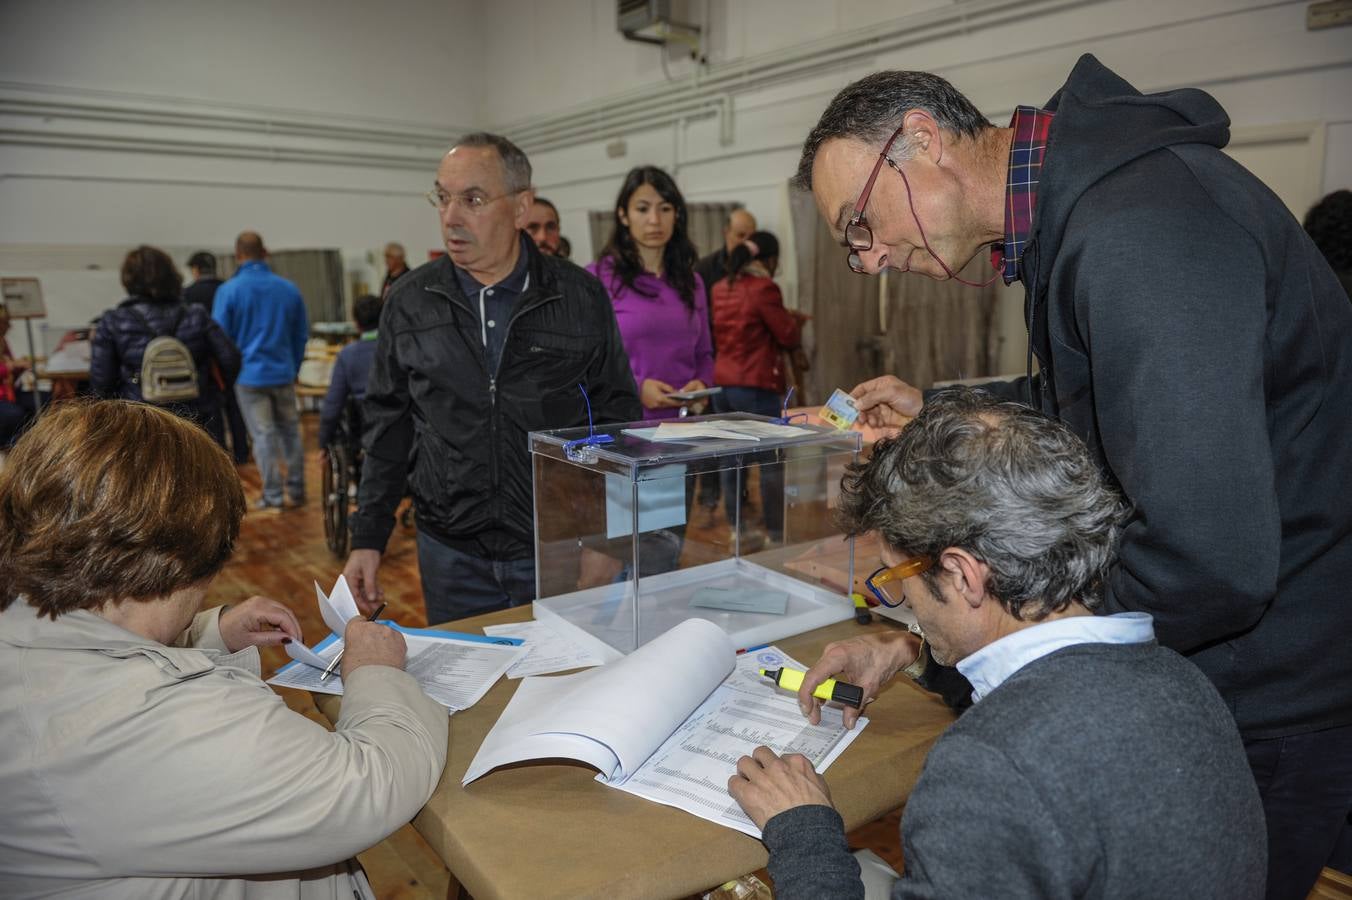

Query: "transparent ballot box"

xmin=531 ymin=414 xmax=861 ymax=655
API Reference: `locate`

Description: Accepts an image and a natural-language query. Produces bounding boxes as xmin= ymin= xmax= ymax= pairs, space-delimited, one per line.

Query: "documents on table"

xmin=483 ymin=619 xmax=615 ymax=678
xmin=266 ymin=575 xmax=527 ymax=712
xmin=463 ymin=618 xmax=867 ymax=837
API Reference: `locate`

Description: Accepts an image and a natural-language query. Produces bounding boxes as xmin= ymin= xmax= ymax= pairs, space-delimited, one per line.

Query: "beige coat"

xmin=0 ymin=602 xmax=449 ymax=899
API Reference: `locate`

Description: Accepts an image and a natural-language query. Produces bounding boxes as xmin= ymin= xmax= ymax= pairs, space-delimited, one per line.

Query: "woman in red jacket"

xmin=711 ymin=231 xmax=806 ymax=543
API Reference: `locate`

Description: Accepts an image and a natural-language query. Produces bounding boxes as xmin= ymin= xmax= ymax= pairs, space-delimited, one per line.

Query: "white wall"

xmin=2 ymin=0 xmax=1350 ymax=364
xmin=501 ymin=0 xmax=1351 ymax=255
xmin=0 ymin=0 xmax=482 ymax=334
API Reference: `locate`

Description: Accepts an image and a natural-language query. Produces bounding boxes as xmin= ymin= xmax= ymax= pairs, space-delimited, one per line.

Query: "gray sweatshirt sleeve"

xmin=761 ymin=804 xmax=864 ymax=900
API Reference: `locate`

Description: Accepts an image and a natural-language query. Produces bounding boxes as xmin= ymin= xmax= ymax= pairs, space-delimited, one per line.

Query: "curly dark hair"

xmin=121 ymin=245 xmax=183 ymax=301
xmin=1304 ymin=189 xmax=1352 ymax=272
xmin=836 ymin=388 xmax=1126 ymax=621
xmin=597 ymin=166 xmax=699 ymax=310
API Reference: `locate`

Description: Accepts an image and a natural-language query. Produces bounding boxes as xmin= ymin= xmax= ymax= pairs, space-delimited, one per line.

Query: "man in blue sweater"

xmin=213 ymin=231 xmax=309 ymax=512
xmin=729 ymin=389 xmax=1266 ymax=899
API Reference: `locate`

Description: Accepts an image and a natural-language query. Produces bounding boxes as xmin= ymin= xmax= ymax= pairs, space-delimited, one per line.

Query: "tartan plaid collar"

xmin=990 ymin=106 xmax=1055 ymax=285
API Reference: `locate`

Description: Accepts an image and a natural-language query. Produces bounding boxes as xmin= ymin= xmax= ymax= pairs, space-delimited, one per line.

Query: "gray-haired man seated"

xmin=728 ymin=389 xmax=1266 ymax=899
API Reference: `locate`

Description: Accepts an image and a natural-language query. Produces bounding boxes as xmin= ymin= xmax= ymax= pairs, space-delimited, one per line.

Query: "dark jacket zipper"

xmin=424 ymin=283 xmax=563 ymax=529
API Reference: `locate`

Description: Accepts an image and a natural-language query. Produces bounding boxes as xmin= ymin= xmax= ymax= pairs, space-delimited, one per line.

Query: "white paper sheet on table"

xmin=266 ymin=575 xmax=528 ymax=712
xmin=463 ymin=619 xmax=867 ymax=837
xmin=482 ymin=620 xmax=612 ymax=678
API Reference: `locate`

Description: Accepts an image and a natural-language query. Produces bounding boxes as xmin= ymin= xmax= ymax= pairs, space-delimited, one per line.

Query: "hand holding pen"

xmin=320 ymin=602 xmax=387 ymax=682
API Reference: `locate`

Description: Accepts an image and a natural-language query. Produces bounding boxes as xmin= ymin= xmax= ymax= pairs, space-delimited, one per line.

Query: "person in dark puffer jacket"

xmin=91 ymin=245 xmax=241 ymax=437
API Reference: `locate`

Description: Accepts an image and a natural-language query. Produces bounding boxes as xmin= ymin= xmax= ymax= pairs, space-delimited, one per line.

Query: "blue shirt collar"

xmin=956 ymin=612 xmax=1155 ymax=702
xmin=237 ymin=260 xmax=270 ymax=275
xmin=454 ymin=235 xmax=531 ymax=299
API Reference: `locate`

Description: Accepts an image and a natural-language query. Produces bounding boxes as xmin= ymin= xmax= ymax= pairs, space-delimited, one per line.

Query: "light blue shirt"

xmin=956 ymin=612 xmax=1155 ymax=703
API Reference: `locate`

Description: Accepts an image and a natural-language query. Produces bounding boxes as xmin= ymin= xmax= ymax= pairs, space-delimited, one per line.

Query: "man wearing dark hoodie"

xmin=791 ymin=56 xmax=1352 ymax=899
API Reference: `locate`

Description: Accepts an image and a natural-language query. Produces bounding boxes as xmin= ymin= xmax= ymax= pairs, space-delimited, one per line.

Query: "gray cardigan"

xmin=762 ymin=642 xmax=1266 ymax=899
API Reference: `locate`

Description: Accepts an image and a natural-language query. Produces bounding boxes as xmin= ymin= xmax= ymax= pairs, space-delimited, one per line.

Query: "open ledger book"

xmin=267 ymin=576 xmax=528 ymax=712
xmin=464 ymin=618 xmax=867 ymax=837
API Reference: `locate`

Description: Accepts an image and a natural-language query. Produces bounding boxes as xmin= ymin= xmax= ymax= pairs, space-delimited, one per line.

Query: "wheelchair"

xmin=322 ymin=398 xmax=364 ymax=558
xmin=321 ymin=397 xmax=414 ymax=558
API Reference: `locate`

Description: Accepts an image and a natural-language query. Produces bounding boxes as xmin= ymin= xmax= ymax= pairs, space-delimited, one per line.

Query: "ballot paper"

xmin=689 ymin=586 xmax=789 ymax=615
xmin=482 ymin=619 xmax=616 ymax=678
xmin=626 ymin=420 xmax=818 ymax=443
xmin=463 ymin=619 xmax=867 ymax=837
xmin=267 ymin=575 xmax=528 ymax=712
xmin=625 ymin=422 xmax=760 ymax=442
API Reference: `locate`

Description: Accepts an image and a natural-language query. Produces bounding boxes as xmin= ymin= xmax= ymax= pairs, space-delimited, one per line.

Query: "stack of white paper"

xmin=267 ymin=576 xmax=528 ymax=712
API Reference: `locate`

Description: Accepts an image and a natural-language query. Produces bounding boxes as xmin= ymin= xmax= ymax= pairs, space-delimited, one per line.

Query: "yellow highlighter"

xmin=760 ymin=666 xmax=865 ymax=709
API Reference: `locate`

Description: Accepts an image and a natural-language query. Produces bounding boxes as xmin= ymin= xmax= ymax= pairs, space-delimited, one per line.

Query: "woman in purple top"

xmin=587 ymin=166 xmax=713 ymax=421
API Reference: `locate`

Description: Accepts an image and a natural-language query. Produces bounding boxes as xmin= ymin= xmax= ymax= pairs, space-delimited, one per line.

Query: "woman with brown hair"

xmin=90 ymin=245 xmax=241 ymax=444
xmin=0 ymin=400 xmax=447 ymax=899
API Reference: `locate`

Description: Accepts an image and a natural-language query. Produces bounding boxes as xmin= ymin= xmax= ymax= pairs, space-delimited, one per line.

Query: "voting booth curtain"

xmin=213 ymin=248 xmax=345 ymax=324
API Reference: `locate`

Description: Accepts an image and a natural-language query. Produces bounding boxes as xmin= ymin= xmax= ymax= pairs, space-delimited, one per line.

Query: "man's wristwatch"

xmin=901 ymin=628 xmax=929 ymax=681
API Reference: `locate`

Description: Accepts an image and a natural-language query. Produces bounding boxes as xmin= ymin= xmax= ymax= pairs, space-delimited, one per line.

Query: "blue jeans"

xmin=713 ymin=386 xmax=786 ymax=539
xmin=1245 ymin=722 xmax=1352 ymax=899
xmin=416 ymin=530 xmax=536 ymax=625
xmin=235 ymin=384 xmax=304 ymax=505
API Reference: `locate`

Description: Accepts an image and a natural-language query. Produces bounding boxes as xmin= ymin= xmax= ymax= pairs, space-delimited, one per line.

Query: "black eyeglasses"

xmin=845 ymin=124 xmax=907 ymax=274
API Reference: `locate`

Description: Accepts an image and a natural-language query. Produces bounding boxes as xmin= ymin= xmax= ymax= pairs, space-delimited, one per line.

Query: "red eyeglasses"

xmin=844 ymin=125 xmax=999 ymax=287
xmin=845 ymin=124 xmax=907 ymax=274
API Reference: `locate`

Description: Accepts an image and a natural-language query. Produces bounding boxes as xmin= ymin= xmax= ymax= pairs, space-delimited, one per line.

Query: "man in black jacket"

xmin=344 ymin=133 xmax=640 ymax=625
xmin=797 ymin=56 xmax=1352 ymax=898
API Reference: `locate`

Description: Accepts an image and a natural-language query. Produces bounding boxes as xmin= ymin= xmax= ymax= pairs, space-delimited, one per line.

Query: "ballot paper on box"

xmin=267 ymin=575 xmax=529 ymax=712
xmin=464 ymin=618 xmax=867 ymax=837
xmin=622 ymin=419 xmax=817 ymax=444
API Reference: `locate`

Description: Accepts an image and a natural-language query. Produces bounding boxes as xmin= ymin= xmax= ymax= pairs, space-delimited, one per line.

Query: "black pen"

xmin=320 ymin=602 xmax=386 ymax=682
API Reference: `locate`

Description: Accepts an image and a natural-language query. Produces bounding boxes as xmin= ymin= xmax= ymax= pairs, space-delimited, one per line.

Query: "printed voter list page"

xmin=607 ymin=646 xmax=867 ymax=837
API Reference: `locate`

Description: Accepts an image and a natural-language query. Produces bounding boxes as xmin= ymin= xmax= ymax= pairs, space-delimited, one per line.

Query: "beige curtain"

xmin=587 ymin=202 xmax=742 ymax=263
xmin=269 ymin=249 xmax=346 ymax=323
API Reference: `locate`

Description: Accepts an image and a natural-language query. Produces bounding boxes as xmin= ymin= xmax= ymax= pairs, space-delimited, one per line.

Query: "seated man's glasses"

xmin=864 ymin=554 xmax=934 ymax=608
